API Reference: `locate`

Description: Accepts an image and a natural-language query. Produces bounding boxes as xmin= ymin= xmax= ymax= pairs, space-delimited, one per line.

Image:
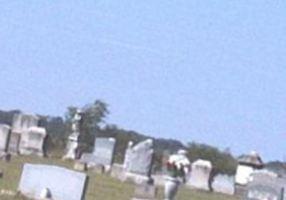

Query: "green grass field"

xmin=0 ymin=156 xmax=239 ymax=200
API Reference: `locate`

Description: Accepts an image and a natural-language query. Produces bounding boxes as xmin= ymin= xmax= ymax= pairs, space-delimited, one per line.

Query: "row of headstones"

xmin=15 ymin=159 xmax=286 ymax=200
xmin=186 ymin=154 xmax=286 ymax=200
xmin=0 ymin=113 xmax=47 ymax=157
xmin=76 ymin=137 xmax=286 ymax=200
xmin=76 ymin=137 xmax=235 ymax=196
xmin=16 ymin=138 xmax=154 ymax=200
xmin=15 ymin=137 xmax=286 ymax=200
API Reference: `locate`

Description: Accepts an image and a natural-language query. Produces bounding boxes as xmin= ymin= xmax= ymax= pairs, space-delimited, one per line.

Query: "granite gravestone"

xmin=212 ymin=174 xmax=235 ymax=195
xmin=0 ymin=124 xmax=11 ymax=153
xmin=124 ymin=139 xmax=154 ymax=176
xmin=81 ymin=137 xmax=116 ymax=170
xmin=18 ymin=164 xmax=88 ymax=200
xmin=245 ymin=185 xmax=283 ymax=200
xmin=19 ymin=127 xmax=47 ymax=156
xmin=9 ymin=114 xmax=39 ymax=154
xmin=244 ymin=171 xmax=286 ymax=200
xmin=187 ymin=159 xmax=212 ymax=191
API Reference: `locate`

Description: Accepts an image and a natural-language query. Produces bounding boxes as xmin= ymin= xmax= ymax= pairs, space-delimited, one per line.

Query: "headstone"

xmin=124 ymin=139 xmax=154 ymax=176
xmin=235 ymin=151 xmax=263 ymax=186
xmin=19 ymin=127 xmax=47 ymax=156
xmin=9 ymin=113 xmax=39 ymax=154
xmin=80 ymin=137 xmax=116 ymax=170
xmin=18 ymin=164 xmax=88 ymax=200
xmin=187 ymin=159 xmax=212 ymax=191
xmin=0 ymin=124 xmax=11 ymax=153
xmin=212 ymin=174 xmax=235 ymax=195
xmin=12 ymin=114 xmax=39 ymax=131
xmin=245 ymin=185 xmax=284 ymax=200
xmin=122 ymin=139 xmax=154 ymax=185
xmin=243 ymin=170 xmax=286 ymax=200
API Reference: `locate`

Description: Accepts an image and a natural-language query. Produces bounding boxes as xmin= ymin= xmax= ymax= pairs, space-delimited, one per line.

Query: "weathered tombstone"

xmin=187 ymin=159 xmax=212 ymax=191
xmin=235 ymin=151 xmax=263 ymax=186
xmin=19 ymin=127 xmax=47 ymax=156
xmin=8 ymin=113 xmax=39 ymax=154
xmin=244 ymin=170 xmax=286 ymax=200
xmin=124 ymin=139 xmax=154 ymax=176
xmin=18 ymin=164 xmax=88 ymax=200
xmin=245 ymin=184 xmax=284 ymax=200
xmin=12 ymin=114 xmax=39 ymax=131
xmin=212 ymin=174 xmax=235 ymax=195
xmin=80 ymin=137 xmax=116 ymax=171
xmin=123 ymin=139 xmax=154 ymax=185
xmin=0 ymin=124 xmax=11 ymax=153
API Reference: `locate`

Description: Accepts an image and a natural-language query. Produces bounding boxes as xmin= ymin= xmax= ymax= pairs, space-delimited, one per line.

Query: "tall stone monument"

xmin=63 ymin=109 xmax=82 ymax=160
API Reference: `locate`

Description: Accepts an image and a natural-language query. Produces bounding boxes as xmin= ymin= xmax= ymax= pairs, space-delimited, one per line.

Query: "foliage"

xmin=187 ymin=142 xmax=238 ymax=175
xmin=64 ymin=100 xmax=109 ymax=153
xmin=0 ymin=105 xmax=237 ymax=174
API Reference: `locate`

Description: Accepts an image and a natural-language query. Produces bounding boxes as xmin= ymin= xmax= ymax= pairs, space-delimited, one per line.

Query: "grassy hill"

xmin=0 ymin=156 xmax=239 ymax=200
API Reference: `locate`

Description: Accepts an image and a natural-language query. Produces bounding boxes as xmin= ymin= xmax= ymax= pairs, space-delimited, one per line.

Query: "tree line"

xmin=0 ymin=100 xmax=238 ymax=175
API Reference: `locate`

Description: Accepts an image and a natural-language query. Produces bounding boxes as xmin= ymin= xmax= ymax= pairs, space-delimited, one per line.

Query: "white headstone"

xmin=19 ymin=127 xmax=47 ymax=156
xmin=124 ymin=139 xmax=154 ymax=176
xmin=80 ymin=137 xmax=116 ymax=170
xmin=187 ymin=159 xmax=212 ymax=191
xmin=9 ymin=113 xmax=39 ymax=154
xmin=18 ymin=164 xmax=88 ymax=200
xmin=212 ymin=174 xmax=235 ymax=195
xmin=235 ymin=151 xmax=264 ymax=186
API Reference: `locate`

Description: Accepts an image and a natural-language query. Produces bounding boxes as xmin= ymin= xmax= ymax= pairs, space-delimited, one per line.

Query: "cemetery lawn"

xmin=0 ymin=156 xmax=239 ymax=200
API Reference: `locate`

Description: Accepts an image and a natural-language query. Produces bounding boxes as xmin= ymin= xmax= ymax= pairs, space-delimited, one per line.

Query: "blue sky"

xmin=0 ymin=1 xmax=285 ymax=161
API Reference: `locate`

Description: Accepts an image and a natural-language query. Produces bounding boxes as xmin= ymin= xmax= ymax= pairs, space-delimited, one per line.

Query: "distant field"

xmin=0 ymin=156 xmax=239 ymax=200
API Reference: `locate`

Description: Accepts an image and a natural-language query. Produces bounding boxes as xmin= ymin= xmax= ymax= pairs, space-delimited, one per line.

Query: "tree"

xmin=65 ymin=100 xmax=109 ymax=153
xmin=187 ymin=142 xmax=237 ymax=175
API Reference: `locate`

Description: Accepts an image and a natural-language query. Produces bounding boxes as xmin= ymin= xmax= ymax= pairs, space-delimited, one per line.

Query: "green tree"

xmin=64 ymin=100 xmax=109 ymax=153
xmin=187 ymin=142 xmax=237 ymax=175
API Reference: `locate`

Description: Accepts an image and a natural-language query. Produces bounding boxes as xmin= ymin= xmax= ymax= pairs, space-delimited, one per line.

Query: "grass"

xmin=0 ymin=156 xmax=239 ymax=200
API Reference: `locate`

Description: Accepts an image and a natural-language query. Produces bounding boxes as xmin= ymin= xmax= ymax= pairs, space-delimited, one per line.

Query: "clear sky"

xmin=0 ymin=1 xmax=285 ymax=161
